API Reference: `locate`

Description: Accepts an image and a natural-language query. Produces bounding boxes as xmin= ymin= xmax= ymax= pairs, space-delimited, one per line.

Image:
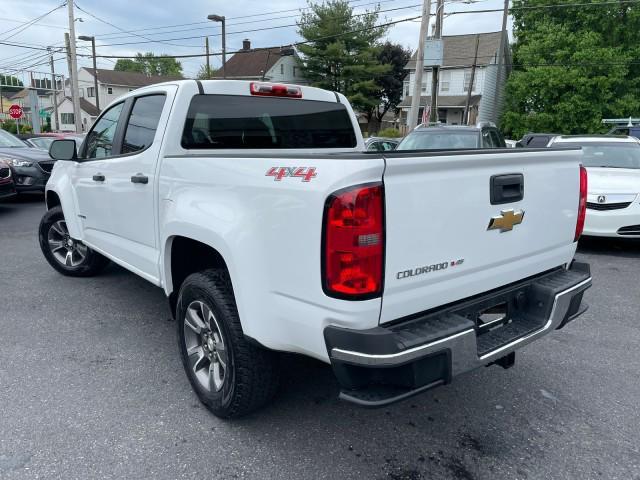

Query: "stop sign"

xmin=9 ymin=104 xmax=23 ymax=119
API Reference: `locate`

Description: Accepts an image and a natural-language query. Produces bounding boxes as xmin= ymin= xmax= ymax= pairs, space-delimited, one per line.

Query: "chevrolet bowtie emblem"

xmin=487 ymin=209 xmax=525 ymax=232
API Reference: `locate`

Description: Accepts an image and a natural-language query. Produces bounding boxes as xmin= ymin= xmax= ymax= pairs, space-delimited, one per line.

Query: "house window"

xmin=464 ymin=70 xmax=477 ymax=93
xmin=404 ymin=81 xmax=409 ymax=96
xmin=440 ymin=70 xmax=450 ymax=92
xmin=421 ymin=82 xmax=427 ymax=93
xmin=87 ymin=87 xmax=95 ymax=98
xmin=280 ymin=64 xmax=284 ymax=75
xmin=107 ymin=87 xmax=113 ymax=94
xmin=61 ymin=113 xmax=74 ymax=124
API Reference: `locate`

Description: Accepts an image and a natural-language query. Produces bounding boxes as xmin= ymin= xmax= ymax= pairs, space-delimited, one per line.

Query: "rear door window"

xmin=181 ymin=95 xmax=357 ymax=149
xmin=122 ymin=94 xmax=166 ymax=154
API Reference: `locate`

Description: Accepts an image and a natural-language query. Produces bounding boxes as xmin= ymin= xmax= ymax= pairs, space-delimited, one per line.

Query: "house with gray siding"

xmin=399 ymin=31 xmax=511 ymax=126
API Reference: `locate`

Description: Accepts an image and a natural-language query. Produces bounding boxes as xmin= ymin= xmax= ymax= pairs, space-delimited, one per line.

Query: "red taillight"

xmin=250 ymin=82 xmax=302 ymax=98
xmin=575 ymin=165 xmax=588 ymax=241
xmin=323 ymin=183 xmax=384 ymax=299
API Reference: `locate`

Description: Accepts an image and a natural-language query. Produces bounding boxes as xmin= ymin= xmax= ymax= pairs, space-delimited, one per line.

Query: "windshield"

xmin=0 ymin=129 xmax=27 ymax=147
xmin=559 ymin=142 xmax=640 ymax=169
xmin=397 ymin=131 xmax=478 ymax=150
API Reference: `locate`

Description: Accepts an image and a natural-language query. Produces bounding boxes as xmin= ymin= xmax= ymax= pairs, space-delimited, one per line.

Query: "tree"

xmin=362 ymin=42 xmax=411 ymax=134
xmin=0 ymin=74 xmax=24 ymax=94
xmin=502 ymin=0 xmax=640 ymax=138
xmin=195 ymin=64 xmax=210 ymax=80
xmin=297 ymin=1 xmax=389 ymax=115
xmin=114 ymin=53 xmax=183 ymax=77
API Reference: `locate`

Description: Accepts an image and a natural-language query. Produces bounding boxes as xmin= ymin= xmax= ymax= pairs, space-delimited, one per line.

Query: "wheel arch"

xmin=45 ymin=190 xmax=61 ymax=210
xmin=164 ymin=234 xmax=233 ymax=316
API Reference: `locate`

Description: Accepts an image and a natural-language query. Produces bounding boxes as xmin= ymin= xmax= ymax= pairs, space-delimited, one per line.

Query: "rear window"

xmin=181 ymin=95 xmax=357 ymax=149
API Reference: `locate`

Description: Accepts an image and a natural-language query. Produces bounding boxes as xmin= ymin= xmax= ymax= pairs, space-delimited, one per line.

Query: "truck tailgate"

xmin=380 ymin=149 xmax=583 ymax=324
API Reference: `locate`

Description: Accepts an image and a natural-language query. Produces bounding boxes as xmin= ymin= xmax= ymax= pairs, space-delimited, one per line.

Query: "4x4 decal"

xmin=266 ymin=167 xmax=317 ymax=182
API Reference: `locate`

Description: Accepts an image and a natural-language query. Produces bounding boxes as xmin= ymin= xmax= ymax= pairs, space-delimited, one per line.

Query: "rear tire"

xmin=177 ymin=269 xmax=280 ymax=418
xmin=38 ymin=206 xmax=110 ymax=277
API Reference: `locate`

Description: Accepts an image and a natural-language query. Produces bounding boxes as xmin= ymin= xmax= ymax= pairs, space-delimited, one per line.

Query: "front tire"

xmin=177 ymin=269 xmax=280 ymax=418
xmin=38 ymin=206 xmax=110 ymax=276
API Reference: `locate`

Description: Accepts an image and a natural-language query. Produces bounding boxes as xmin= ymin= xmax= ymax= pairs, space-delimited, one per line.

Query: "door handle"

xmin=92 ymin=173 xmax=105 ymax=182
xmin=131 ymin=173 xmax=149 ymax=185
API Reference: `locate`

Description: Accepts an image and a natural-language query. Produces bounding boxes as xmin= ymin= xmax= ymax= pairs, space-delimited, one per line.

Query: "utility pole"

xmin=79 ymin=36 xmax=99 ymax=112
xmin=221 ymin=19 xmax=226 ymax=79
xmin=464 ymin=35 xmax=480 ymax=125
xmin=66 ymin=0 xmax=82 ymax=133
xmin=205 ymin=37 xmax=211 ymax=79
xmin=407 ymin=0 xmax=432 ymax=130
xmin=429 ymin=0 xmax=444 ymax=123
xmin=48 ymin=48 xmax=59 ymax=132
xmin=493 ymin=0 xmax=509 ymax=123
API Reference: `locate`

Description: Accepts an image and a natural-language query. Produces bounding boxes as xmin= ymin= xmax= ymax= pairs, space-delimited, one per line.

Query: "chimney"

xmin=242 ymin=39 xmax=251 ymax=51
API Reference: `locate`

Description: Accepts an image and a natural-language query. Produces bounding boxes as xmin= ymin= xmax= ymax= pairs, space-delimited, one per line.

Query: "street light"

xmin=78 ymin=35 xmax=99 ymax=112
xmin=207 ymin=14 xmax=226 ymax=79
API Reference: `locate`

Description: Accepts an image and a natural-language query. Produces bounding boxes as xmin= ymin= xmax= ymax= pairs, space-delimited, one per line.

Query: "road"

xmin=1 ymin=195 xmax=640 ymax=480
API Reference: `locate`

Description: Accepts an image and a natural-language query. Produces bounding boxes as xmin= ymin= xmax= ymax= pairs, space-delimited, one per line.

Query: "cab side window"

xmin=84 ymin=102 xmax=124 ymax=159
xmin=121 ymin=95 xmax=166 ymax=154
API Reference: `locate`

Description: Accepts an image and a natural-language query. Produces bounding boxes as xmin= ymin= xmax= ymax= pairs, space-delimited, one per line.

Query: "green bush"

xmin=0 ymin=120 xmax=31 ymax=134
xmin=377 ymin=127 xmax=402 ymax=138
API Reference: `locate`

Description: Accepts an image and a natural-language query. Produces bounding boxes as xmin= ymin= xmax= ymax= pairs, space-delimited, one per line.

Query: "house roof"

xmin=212 ymin=47 xmax=291 ymax=79
xmin=405 ymin=31 xmax=506 ymax=69
xmin=59 ymin=96 xmax=101 ymax=116
xmin=83 ymin=68 xmax=183 ymax=87
xmin=398 ymin=95 xmax=481 ymax=108
xmin=80 ymin=97 xmax=100 ymax=116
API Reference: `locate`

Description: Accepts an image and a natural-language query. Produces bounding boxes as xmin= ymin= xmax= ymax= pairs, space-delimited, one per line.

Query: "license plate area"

xmin=449 ymin=283 xmax=548 ymax=356
xmin=477 ymin=302 xmax=509 ymax=333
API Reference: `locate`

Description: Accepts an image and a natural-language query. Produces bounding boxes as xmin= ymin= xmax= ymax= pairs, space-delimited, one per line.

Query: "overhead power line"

xmin=78 ymin=0 xmax=640 ymax=49
xmin=90 ymin=1 xmax=418 ymax=44
xmin=0 ymin=2 xmax=67 ymax=41
xmin=73 ymin=3 xmax=204 ymax=48
xmin=90 ymin=0 xmax=398 ymax=40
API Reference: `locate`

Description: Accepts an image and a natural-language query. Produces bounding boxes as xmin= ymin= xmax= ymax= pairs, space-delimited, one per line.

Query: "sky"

xmin=0 ymin=0 xmax=513 ymax=81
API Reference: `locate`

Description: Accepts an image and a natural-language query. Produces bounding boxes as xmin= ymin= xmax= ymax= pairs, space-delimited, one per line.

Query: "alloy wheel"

xmin=183 ymin=300 xmax=228 ymax=392
xmin=47 ymin=220 xmax=88 ymax=267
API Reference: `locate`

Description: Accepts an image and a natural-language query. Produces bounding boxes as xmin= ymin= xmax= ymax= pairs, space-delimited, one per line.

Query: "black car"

xmin=515 ymin=133 xmax=560 ymax=148
xmin=0 ymin=159 xmax=17 ymax=200
xmin=0 ymin=129 xmax=55 ymax=193
xmin=397 ymin=122 xmax=507 ymax=150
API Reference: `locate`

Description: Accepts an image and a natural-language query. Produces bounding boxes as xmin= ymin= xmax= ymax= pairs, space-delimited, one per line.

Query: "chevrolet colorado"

xmin=40 ymin=80 xmax=591 ymax=418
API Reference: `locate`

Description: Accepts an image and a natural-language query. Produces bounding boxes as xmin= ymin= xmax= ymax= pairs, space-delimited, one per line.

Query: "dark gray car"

xmin=397 ymin=123 xmax=507 ymax=150
xmin=0 ymin=129 xmax=55 ymax=193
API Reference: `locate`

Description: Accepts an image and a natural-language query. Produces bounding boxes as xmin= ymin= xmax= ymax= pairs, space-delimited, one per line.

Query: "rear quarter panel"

xmin=158 ymin=153 xmax=385 ymax=361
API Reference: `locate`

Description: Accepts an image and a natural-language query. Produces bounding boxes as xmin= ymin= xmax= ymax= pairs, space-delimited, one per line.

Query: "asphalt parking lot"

xmin=1 ymin=194 xmax=640 ymax=480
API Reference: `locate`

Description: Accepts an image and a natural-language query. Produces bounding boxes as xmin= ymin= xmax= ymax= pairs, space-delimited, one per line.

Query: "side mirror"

xmin=49 ymin=139 xmax=77 ymax=161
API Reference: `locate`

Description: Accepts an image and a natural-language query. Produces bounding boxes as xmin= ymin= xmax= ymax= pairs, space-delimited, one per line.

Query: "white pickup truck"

xmin=40 ymin=80 xmax=591 ymax=418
